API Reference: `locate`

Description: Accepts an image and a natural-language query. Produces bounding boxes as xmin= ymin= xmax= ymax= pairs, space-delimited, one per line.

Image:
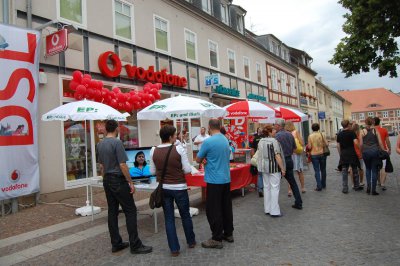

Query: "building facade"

xmin=3 ymin=0 xmax=300 ymax=196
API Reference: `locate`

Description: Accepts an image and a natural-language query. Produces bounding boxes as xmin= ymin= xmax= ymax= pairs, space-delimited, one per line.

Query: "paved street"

xmin=1 ymin=138 xmax=400 ymax=266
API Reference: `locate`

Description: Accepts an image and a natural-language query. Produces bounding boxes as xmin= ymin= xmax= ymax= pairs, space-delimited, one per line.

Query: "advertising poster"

xmin=225 ymin=117 xmax=248 ymax=150
xmin=0 ymin=24 xmax=41 ymax=200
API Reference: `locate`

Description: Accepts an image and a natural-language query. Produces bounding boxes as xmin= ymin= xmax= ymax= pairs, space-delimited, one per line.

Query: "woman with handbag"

xmin=285 ymin=121 xmax=306 ymax=195
xmin=149 ymin=125 xmax=196 ymax=256
xmin=359 ymin=117 xmax=385 ymax=195
xmin=307 ymin=123 xmax=328 ymax=191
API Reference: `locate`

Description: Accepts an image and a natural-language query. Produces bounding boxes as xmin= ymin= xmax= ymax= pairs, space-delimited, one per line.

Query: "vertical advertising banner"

xmin=0 ymin=24 xmax=41 ymax=200
xmin=225 ymin=117 xmax=248 ymax=150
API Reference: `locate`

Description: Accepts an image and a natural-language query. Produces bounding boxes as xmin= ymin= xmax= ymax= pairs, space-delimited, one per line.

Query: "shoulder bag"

xmin=149 ymin=144 xmax=174 ymax=209
xmin=320 ymin=133 xmax=330 ymax=157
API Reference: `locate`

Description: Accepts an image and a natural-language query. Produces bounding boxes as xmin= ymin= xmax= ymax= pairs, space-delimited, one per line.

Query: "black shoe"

xmin=382 ymin=186 xmax=387 ymax=191
xmin=270 ymin=214 xmax=283 ymax=218
xmin=342 ymin=189 xmax=348 ymax=194
xmin=258 ymin=192 xmax=264 ymax=198
xmin=353 ymin=186 xmax=363 ymax=191
xmin=292 ymin=204 xmax=302 ymax=210
xmin=371 ymin=191 xmax=379 ymax=196
xmin=222 ymin=235 xmax=234 ymax=243
xmin=112 ymin=241 xmax=129 ymax=253
xmin=366 ymin=187 xmax=371 ymax=194
xmin=131 ymin=245 xmax=153 ymax=254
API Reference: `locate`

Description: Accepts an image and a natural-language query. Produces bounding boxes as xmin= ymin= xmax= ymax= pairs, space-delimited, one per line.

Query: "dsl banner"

xmin=0 ymin=24 xmax=41 ymax=200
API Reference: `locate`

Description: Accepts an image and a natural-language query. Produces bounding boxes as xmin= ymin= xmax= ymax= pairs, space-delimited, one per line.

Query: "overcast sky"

xmin=233 ymin=0 xmax=400 ymax=92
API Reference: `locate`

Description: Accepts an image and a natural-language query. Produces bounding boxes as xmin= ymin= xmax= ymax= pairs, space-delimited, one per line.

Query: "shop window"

xmin=227 ymin=49 xmax=236 ymax=74
xmin=208 ymin=40 xmax=219 ymax=69
xmin=280 ymin=71 xmax=287 ymax=94
xmin=64 ymin=120 xmax=93 ymax=181
xmin=154 ymin=15 xmax=169 ymax=53
xmin=185 ymin=29 xmax=197 ymax=62
xmin=159 ymin=57 xmax=170 ymax=72
xmin=58 ymin=0 xmax=87 ymax=27
xmin=114 ymin=0 xmax=134 ymax=42
xmin=243 ymin=56 xmax=250 ymax=79
xmin=256 ymin=62 xmax=262 ymax=83
xmin=189 ymin=66 xmax=197 ymax=79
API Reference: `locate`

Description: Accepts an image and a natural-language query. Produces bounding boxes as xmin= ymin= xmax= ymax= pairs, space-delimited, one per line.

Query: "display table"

xmin=234 ymin=149 xmax=252 ymax=164
xmin=185 ymin=163 xmax=255 ymax=199
xmin=89 ymin=177 xmax=160 ymax=233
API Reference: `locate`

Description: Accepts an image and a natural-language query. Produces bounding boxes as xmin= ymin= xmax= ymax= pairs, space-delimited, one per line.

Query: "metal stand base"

xmin=75 ymin=205 xmax=101 ymax=216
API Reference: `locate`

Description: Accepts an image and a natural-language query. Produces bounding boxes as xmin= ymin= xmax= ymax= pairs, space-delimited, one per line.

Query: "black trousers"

xmin=284 ymin=156 xmax=303 ymax=207
xmin=103 ymin=175 xmax=142 ymax=249
xmin=206 ymin=183 xmax=234 ymax=241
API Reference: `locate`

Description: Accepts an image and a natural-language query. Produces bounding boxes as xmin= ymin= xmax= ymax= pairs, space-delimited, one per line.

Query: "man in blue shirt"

xmin=275 ymin=119 xmax=303 ymax=210
xmin=196 ymin=119 xmax=233 ymax=249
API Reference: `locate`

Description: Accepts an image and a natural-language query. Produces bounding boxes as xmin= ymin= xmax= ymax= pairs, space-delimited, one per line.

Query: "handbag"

xmin=294 ymin=137 xmax=303 ymax=154
xmin=320 ymin=133 xmax=330 ymax=157
xmin=250 ymin=150 xmax=258 ymax=175
xmin=385 ymin=157 xmax=393 ymax=173
xmin=149 ymin=144 xmax=173 ymax=209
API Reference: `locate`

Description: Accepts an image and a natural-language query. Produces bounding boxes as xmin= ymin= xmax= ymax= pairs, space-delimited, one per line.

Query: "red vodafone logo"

xmin=51 ymin=33 xmax=60 ymax=46
xmin=46 ymin=29 xmax=68 ymax=56
xmin=98 ymin=51 xmax=187 ymax=88
xmin=10 ymin=169 xmax=20 ymax=182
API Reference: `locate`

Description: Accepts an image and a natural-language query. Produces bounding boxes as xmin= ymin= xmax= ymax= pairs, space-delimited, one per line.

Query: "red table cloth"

xmin=185 ymin=163 xmax=256 ymax=191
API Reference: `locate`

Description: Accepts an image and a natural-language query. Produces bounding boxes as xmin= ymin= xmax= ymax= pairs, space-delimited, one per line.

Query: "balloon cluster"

xmin=69 ymin=70 xmax=161 ymax=112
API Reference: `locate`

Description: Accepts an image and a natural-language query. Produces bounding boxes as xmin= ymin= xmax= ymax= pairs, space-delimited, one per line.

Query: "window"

xmin=271 ymin=67 xmax=278 ymax=91
xmin=383 ymin=111 xmax=388 ymax=118
xmin=368 ymin=112 xmax=374 ymax=117
xmin=154 ymin=15 xmax=169 ymax=53
xmin=359 ymin=113 xmax=365 ymax=120
xmin=208 ymin=40 xmax=219 ymax=69
xmin=113 ymin=0 xmax=133 ymax=41
xmin=184 ymin=29 xmax=197 ymax=62
xmin=289 ymin=76 xmax=296 ymax=96
xmin=202 ymin=0 xmax=211 ymax=14
xmin=237 ymin=15 xmax=244 ymax=33
xmin=221 ymin=4 xmax=228 ymax=24
xmin=227 ymin=49 xmax=236 ymax=74
xmin=318 ymin=91 xmax=323 ymax=104
xmin=256 ymin=62 xmax=262 ymax=83
xmin=0 ymin=0 xmax=3 ymax=23
xmin=243 ymin=57 xmax=250 ymax=79
xmin=352 ymin=114 xmax=357 ymax=121
xmin=397 ymin=110 xmax=400 ymax=117
xmin=245 ymin=83 xmax=252 ymax=96
xmin=270 ymin=41 xmax=279 ymax=56
xmin=280 ymin=71 xmax=287 ymax=93
xmin=58 ymin=0 xmax=87 ymax=27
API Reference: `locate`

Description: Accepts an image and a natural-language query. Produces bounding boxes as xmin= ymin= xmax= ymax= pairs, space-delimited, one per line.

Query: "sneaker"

xmin=112 ymin=241 xmax=129 ymax=253
xmin=130 ymin=245 xmax=153 ymax=254
xmin=201 ymin=239 xmax=223 ymax=249
xmin=222 ymin=235 xmax=234 ymax=243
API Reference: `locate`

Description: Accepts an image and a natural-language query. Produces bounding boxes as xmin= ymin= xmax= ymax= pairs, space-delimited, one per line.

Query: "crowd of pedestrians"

xmin=96 ymin=116 xmax=399 ymax=257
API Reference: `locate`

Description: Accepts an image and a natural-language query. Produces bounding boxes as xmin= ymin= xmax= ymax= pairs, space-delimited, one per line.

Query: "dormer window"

xmin=368 ymin=103 xmax=381 ymax=108
xmin=237 ymin=15 xmax=244 ymax=33
xmin=202 ymin=0 xmax=211 ymax=14
xmin=221 ymin=4 xmax=229 ymax=24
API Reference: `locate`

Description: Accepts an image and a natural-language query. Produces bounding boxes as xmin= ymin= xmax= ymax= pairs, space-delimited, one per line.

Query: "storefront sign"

xmin=45 ymin=29 xmax=68 ymax=56
xmin=204 ymin=73 xmax=220 ymax=87
xmin=98 ymin=51 xmax=187 ymax=88
xmin=247 ymin=93 xmax=266 ymax=102
xmin=0 ymin=24 xmax=41 ymax=200
xmin=214 ymin=85 xmax=240 ymax=97
xmin=318 ymin=111 xmax=326 ymax=119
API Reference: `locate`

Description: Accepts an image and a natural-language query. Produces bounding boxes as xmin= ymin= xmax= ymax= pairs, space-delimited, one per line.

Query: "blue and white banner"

xmin=0 ymin=24 xmax=41 ymax=200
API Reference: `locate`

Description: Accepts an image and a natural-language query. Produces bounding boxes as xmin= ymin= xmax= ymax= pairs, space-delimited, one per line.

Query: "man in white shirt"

xmin=194 ymin=127 xmax=209 ymax=150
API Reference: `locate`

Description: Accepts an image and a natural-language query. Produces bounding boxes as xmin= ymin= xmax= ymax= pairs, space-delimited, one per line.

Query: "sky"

xmin=233 ymin=0 xmax=400 ymax=92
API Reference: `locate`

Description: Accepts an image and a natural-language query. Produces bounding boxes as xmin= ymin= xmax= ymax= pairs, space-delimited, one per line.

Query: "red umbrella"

xmin=276 ymin=106 xmax=308 ymax=122
xmin=223 ymin=100 xmax=281 ymax=119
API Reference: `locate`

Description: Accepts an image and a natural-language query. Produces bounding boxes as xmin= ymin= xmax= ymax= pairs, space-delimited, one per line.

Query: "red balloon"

xmin=117 ymin=93 xmax=127 ymax=102
xmin=110 ymin=99 xmax=118 ymax=109
xmin=141 ymin=93 xmax=150 ymax=101
xmin=82 ymin=78 xmax=91 ymax=88
xmin=149 ymin=88 xmax=158 ymax=95
xmin=155 ymin=83 xmax=162 ymax=90
xmin=125 ymin=102 xmax=133 ymax=112
xmin=148 ymin=94 xmax=155 ymax=102
xmin=112 ymin=87 xmax=121 ymax=94
xmin=89 ymin=80 xmax=98 ymax=89
xmin=69 ymin=80 xmax=80 ymax=91
xmin=133 ymin=101 xmax=142 ymax=110
xmin=74 ymin=91 xmax=84 ymax=100
xmin=86 ymin=88 xmax=95 ymax=99
xmin=143 ymin=84 xmax=151 ymax=93
xmin=154 ymin=92 xmax=161 ymax=99
xmin=101 ymin=88 xmax=108 ymax=97
xmin=117 ymin=101 xmax=125 ymax=110
xmin=94 ymin=89 xmax=102 ymax=101
xmin=83 ymin=74 xmax=92 ymax=80
xmin=76 ymin=85 xmax=86 ymax=95
xmin=72 ymin=70 xmax=83 ymax=82
xmin=146 ymin=100 xmax=153 ymax=106
xmin=97 ymin=81 xmax=103 ymax=89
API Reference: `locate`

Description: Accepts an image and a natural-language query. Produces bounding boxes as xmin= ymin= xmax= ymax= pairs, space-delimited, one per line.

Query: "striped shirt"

xmin=256 ymin=137 xmax=285 ymax=174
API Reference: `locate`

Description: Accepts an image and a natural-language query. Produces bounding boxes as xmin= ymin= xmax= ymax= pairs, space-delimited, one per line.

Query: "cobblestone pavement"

xmin=1 ymin=138 xmax=400 ymax=266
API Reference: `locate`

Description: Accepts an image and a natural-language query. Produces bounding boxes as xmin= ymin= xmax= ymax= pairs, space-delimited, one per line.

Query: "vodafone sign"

xmin=46 ymin=29 xmax=68 ymax=56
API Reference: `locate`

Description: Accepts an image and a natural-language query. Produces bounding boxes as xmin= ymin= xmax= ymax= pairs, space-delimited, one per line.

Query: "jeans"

xmin=162 ymin=189 xmax=196 ymax=252
xmin=311 ymin=155 xmax=327 ymax=190
xmin=341 ymin=163 xmax=360 ymax=192
xmin=206 ymin=183 xmax=234 ymax=241
xmin=284 ymin=156 xmax=302 ymax=207
xmin=362 ymin=149 xmax=379 ymax=192
xmin=103 ymin=175 xmax=142 ymax=249
xmin=257 ymin=172 xmax=263 ymax=192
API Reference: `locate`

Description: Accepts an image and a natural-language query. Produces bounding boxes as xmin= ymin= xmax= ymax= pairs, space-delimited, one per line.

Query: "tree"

xmin=330 ymin=0 xmax=400 ymax=78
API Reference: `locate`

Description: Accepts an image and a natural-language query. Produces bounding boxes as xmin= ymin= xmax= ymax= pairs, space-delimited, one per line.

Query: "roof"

xmin=337 ymin=88 xmax=400 ymax=112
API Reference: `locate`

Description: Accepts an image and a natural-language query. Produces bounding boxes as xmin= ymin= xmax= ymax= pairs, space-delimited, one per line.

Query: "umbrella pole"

xmin=85 ymin=119 xmax=89 ymax=207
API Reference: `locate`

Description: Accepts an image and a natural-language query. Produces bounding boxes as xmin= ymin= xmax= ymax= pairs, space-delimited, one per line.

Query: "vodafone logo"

xmin=227 ymin=111 xmax=248 ymax=117
xmin=1 ymin=169 xmax=28 ymax=193
xmin=10 ymin=169 xmax=20 ymax=183
xmin=51 ymin=33 xmax=60 ymax=46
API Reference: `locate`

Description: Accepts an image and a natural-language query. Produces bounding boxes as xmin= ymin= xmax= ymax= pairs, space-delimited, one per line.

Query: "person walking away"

xmin=336 ymin=120 xmax=364 ymax=193
xmin=359 ymin=117 xmax=385 ymax=195
xmin=275 ymin=119 xmax=303 ymax=210
xmin=285 ymin=121 xmax=306 ymax=195
xmin=196 ymin=119 xmax=233 ymax=249
xmin=307 ymin=123 xmax=327 ymax=191
xmin=193 ymin=127 xmax=209 ymax=150
xmin=250 ymin=127 xmax=265 ymax=197
xmin=397 ymin=133 xmax=400 ymax=154
xmin=257 ymin=125 xmax=286 ymax=217
xmin=149 ymin=125 xmax=196 ymax=257
xmin=96 ymin=120 xmax=152 ymax=254
xmin=374 ymin=117 xmax=391 ymax=190
xmin=352 ymin=123 xmax=364 ymax=187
